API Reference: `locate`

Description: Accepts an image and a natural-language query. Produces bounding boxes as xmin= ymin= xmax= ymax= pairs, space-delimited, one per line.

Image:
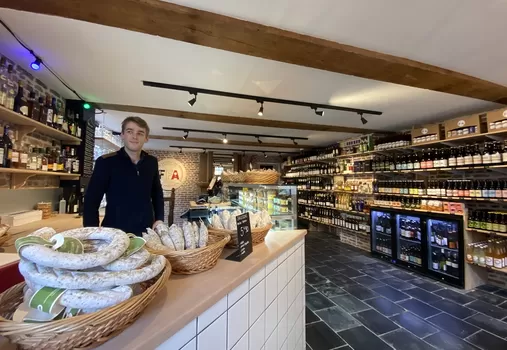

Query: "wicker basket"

xmin=0 ymin=262 xmax=171 ymax=350
xmin=148 ymin=233 xmax=230 ymax=275
xmin=0 ymin=232 xmax=11 ymax=247
xmin=244 ymin=172 xmax=280 ymax=184
xmin=208 ymin=224 xmax=272 ymax=248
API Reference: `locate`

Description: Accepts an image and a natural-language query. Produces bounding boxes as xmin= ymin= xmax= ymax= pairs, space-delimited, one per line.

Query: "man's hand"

xmin=153 ymin=220 xmax=164 ymax=229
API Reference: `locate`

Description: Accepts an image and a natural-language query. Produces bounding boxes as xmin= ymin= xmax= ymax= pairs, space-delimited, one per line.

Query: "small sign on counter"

xmin=226 ymin=213 xmax=253 ymax=262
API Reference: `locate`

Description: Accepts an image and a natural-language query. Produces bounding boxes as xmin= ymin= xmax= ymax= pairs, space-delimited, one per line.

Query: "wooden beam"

xmin=149 ymin=135 xmax=312 ymax=149
xmin=100 ymin=103 xmax=385 ymax=134
xmin=5 ymin=0 xmax=507 ymax=103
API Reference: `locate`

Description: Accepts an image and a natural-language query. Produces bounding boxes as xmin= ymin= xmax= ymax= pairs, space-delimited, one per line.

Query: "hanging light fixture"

xmin=179 ymin=148 xmax=183 ymax=153
xmin=256 ymin=136 xmax=262 ymax=144
xmin=264 ymin=152 xmax=268 ymax=158
xmin=359 ymin=112 xmax=368 ymax=125
xmin=30 ymin=57 xmax=42 ymax=71
xmin=188 ymin=92 xmax=197 ymax=107
xmin=312 ymin=106 xmax=324 ymax=116
xmin=257 ymin=101 xmax=264 ymax=116
xmin=222 ymin=134 xmax=228 ymax=144
xmin=182 ymin=130 xmax=189 ymax=139
xmin=292 ymin=138 xmax=298 ymax=146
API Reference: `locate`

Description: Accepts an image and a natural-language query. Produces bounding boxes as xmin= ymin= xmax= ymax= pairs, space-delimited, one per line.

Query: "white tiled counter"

xmin=97 ymin=229 xmax=307 ymax=350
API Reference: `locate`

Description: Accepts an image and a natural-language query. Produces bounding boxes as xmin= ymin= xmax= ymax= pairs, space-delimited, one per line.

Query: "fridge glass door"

xmin=427 ymin=218 xmax=460 ymax=279
xmin=371 ymin=210 xmax=393 ymax=256
xmin=396 ymin=214 xmax=423 ymax=266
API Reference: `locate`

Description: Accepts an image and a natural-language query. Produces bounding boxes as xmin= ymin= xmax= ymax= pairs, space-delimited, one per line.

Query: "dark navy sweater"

xmin=83 ymin=147 xmax=164 ymax=236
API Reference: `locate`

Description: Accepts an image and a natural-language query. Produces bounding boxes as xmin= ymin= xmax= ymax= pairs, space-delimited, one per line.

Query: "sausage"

xmin=143 ymin=229 xmax=173 ymax=251
xmin=182 ymin=222 xmax=196 ymax=250
xmin=102 ymin=249 xmax=150 ymax=271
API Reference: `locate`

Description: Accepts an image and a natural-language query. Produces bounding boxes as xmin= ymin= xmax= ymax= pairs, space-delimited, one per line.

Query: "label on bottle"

xmin=451 ymin=262 xmax=459 ymax=269
xmin=473 ymin=154 xmax=482 ymax=164
xmin=20 ymin=153 xmax=28 ymax=165
xmin=502 ymin=190 xmax=507 ymax=198
xmin=494 ymin=258 xmax=503 ymax=269
xmin=483 ymin=154 xmax=491 ymax=164
xmin=486 ymin=257 xmax=494 ymax=267
xmin=11 ymin=151 xmax=19 ymax=163
xmin=443 ymin=264 xmax=447 ymax=272
xmin=53 ymin=162 xmax=57 ymax=172
xmin=42 ymin=164 xmax=48 ymax=171
xmin=473 ymin=255 xmax=479 ymax=264
xmin=0 ymin=149 xmax=4 ymax=163
xmin=491 ymin=153 xmax=501 ymax=164
xmin=489 ymin=189 xmax=496 ymax=198
xmin=448 ymin=157 xmax=457 ymax=167
xmin=47 ymin=110 xmax=53 ymax=123
xmin=464 ymin=155 xmax=473 ymax=165
xmin=500 ymin=224 xmax=507 ymax=233
xmin=413 ymin=162 xmax=420 ymax=169
xmin=502 ymin=152 xmax=507 ymax=163
xmin=457 ymin=156 xmax=465 ymax=166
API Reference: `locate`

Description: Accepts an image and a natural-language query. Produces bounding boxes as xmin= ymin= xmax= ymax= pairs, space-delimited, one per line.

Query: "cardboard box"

xmin=411 ymin=123 xmax=442 ymax=144
xmin=485 ymin=108 xmax=507 ymax=132
xmin=444 ymin=114 xmax=482 ymax=140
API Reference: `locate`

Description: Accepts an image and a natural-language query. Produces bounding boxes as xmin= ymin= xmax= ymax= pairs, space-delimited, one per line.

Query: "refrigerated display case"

xmin=370 ymin=207 xmax=464 ymax=287
xmin=371 ymin=209 xmax=394 ymax=259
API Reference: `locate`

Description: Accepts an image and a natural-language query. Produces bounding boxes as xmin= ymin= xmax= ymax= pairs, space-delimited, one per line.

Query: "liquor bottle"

xmin=44 ymin=95 xmax=53 ymax=127
xmin=67 ymin=187 xmax=78 ymax=214
xmin=491 ymin=142 xmax=501 ymax=164
xmin=11 ymin=144 xmax=19 ymax=169
xmin=18 ymin=146 xmax=28 ymax=169
xmin=483 ymin=142 xmax=492 ymax=164
xmin=0 ymin=125 xmax=4 ymax=167
xmin=503 ymin=180 xmax=507 ymax=199
xmin=51 ymin=97 xmax=59 ymax=130
xmin=0 ymin=57 xmax=7 ymax=106
xmin=440 ymin=149 xmax=448 ymax=168
xmin=464 ymin=146 xmax=473 ymax=165
xmin=35 ymin=97 xmax=44 ymax=123
xmin=4 ymin=65 xmax=16 ymax=110
xmin=413 ymin=152 xmax=421 ymax=169
xmin=456 ymin=146 xmax=465 ymax=166
xmin=448 ymin=147 xmax=457 ymax=167
xmin=75 ymin=113 xmax=82 ymax=138
xmin=2 ymin=126 xmax=13 ymax=168
xmin=502 ymin=141 xmax=507 ymax=164
xmin=13 ymin=81 xmax=28 ymax=116
xmin=27 ymin=91 xmax=40 ymax=120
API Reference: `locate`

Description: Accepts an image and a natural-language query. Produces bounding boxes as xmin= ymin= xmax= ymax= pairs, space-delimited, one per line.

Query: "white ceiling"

xmin=0 ymin=1 xmax=505 ymax=151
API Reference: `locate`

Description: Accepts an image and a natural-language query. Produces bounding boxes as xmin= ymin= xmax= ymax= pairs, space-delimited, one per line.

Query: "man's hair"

xmin=121 ymin=116 xmax=150 ymax=136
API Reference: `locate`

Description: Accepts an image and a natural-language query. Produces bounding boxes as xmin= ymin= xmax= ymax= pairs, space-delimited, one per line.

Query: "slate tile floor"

xmin=305 ymin=233 xmax=507 ymax=350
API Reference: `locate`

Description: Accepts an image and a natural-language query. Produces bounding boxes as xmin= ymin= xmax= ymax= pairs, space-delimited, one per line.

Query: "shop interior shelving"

xmin=0 ymin=105 xmax=81 ymax=144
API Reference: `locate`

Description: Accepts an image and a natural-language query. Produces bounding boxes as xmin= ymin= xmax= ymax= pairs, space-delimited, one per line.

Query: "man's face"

xmin=121 ymin=122 xmax=148 ymax=152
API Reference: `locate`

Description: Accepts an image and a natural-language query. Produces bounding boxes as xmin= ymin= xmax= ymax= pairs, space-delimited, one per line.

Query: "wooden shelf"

xmin=0 ymin=105 xmax=81 ymax=144
xmin=95 ymin=137 xmax=121 ymax=150
xmin=298 ymin=216 xmax=369 ymax=235
xmin=298 ymin=202 xmax=369 ymax=216
xmin=0 ymin=168 xmax=79 ymax=177
xmin=373 ymin=192 xmax=507 ymax=203
xmin=371 ymin=205 xmax=463 ymax=216
xmin=467 ymin=228 xmax=507 ymax=237
xmin=466 ymin=262 xmax=507 ymax=274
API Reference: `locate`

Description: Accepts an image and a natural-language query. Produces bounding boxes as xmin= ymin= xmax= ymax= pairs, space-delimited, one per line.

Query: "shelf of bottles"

xmin=372 ymin=210 xmax=393 ymax=256
xmin=297 ymin=191 xmax=370 ymax=217
xmin=298 ymin=205 xmax=370 ymax=235
xmin=467 ymin=209 xmax=507 ymax=236
xmin=466 ymin=238 xmax=507 ymax=272
xmin=396 ymin=215 xmax=423 ymax=266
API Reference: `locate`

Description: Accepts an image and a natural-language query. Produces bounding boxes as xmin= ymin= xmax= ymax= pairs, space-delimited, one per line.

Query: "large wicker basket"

xmin=208 ymin=224 xmax=272 ymax=248
xmin=244 ymin=172 xmax=280 ymax=184
xmin=147 ymin=233 xmax=230 ymax=275
xmin=0 ymin=262 xmax=171 ymax=350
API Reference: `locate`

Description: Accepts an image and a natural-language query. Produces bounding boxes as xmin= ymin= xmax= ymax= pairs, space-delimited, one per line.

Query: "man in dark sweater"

xmin=83 ymin=116 xmax=164 ymax=236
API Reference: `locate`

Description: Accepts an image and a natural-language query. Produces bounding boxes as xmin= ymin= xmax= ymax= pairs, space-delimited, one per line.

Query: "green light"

xmin=83 ymin=102 xmax=91 ymax=110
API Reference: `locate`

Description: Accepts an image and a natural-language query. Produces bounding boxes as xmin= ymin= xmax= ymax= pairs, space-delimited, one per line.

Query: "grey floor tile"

xmin=306 ymin=321 xmax=346 ymax=350
xmin=409 ymin=278 xmax=443 ymax=292
xmin=346 ymin=262 xmax=368 ymax=270
xmin=341 ymin=284 xmax=378 ymax=300
xmin=466 ymin=289 xmax=507 ymax=305
xmin=338 ymin=326 xmax=392 ymax=350
xmin=499 ymin=301 xmax=507 ymax=310
xmin=306 ymin=272 xmax=329 ymax=286
xmin=386 ymin=269 xmax=417 ymax=281
xmin=398 ymin=298 xmax=440 ymax=319
xmin=381 ymin=277 xmax=415 ymax=290
xmin=365 ymin=296 xmax=405 ymax=317
xmin=477 ymin=284 xmax=501 ymax=293
xmin=352 ymin=275 xmax=386 ymax=289
xmin=306 ymin=307 xmax=320 ymax=324
xmin=360 ymin=269 xmax=391 ymax=280
xmin=466 ymin=299 xmax=507 ymax=319
xmin=430 ymin=299 xmax=476 ymax=319
xmin=465 ymin=312 xmax=507 ymax=338
xmin=313 ymin=266 xmax=341 ymax=277
xmin=390 ymin=311 xmax=439 ymax=338
xmin=381 ymin=328 xmax=435 ymax=350
xmin=404 ymin=287 xmax=443 ymax=303
xmin=335 ymin=346 xmax=352 ymax=350
xmin=373 ymin=285 xmax=410 ymax=302
xmin=495 ymin=288 xmax=507 ymax=298
xmin=330 ymin=294 xmax=371 ymax=313
xmin=466 ymin=330 xmax=507 ymax=350
xmin=339 ymin=268 xmax=365 ymax=278
xmin=315 ymin=281 xmax=347 ymax=298
xmin=306 ymin=283 xmax=317 ymax=294
xmin=427 ymin=312 xmax=479 ymax=338
xmin=424 ymin=331 xmax=479 ymax=350
xmin=435 ymin=288 xmax=476 ymax=305
xmin=352 ymin=309 xmax=399 ymax=335
xmin=306 ymin=292 xmax=335 ymax=311
xmin=327 ymin=273 xmax=358 ymax=287
xmin=315 ymin=305 xmax=361 ymax=332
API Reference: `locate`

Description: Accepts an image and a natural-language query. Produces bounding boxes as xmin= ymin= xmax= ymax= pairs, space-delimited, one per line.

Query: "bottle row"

xmin=374 ymin=237 xmax=392 ymax=255
xmin=0 ymin=125 xmax=79 ymax=173
xmin=373 ymin=179 xmax=507 ymax=199
xmin=466 ymin=239 xmax=507 ymax=269
xmin=430 ymin=221 xmax=459 ymax=250
xmin=297 ymin=192 xmax=370 ymax=213
xmin=399 ymin=217 xmax=422 ymax=241
xmin=467 ymin=210 xmax=507 ymax=233
xmin=373 ymin=195 xmax=464 ymax=214
xmin=298 ymin=206 xmax=370 ymax=233
xmin=431 ymin=248 xmax=460 ymax=277
xmin=0 ymin=58 xmax=82 ymax=137
xmin=400 ymin=244 xmax=422 ymax=265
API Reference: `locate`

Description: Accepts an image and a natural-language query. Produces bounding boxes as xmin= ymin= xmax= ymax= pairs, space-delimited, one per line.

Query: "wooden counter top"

xmin=0 ymin=214 xmax=82 ymax=254
xmin=97 ymin=229 xmax=307 ymax=350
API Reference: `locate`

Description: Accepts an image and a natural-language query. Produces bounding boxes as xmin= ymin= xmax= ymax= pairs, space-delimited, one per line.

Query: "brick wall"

xmin=146 ymin=150 xmax=201 ymax=226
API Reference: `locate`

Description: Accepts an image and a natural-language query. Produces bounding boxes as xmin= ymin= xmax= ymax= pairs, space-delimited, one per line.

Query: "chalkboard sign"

xmin=226 ymin=212 xmax=253 ymax=262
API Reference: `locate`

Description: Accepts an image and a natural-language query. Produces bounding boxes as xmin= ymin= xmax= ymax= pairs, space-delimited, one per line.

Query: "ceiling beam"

xmin=149 ymin=135 xmax=312 ymax=149
xmin=100 ymin=103 xmax=386 ymax=134
xmin=4 ymin=0 xmax=507 ymax=104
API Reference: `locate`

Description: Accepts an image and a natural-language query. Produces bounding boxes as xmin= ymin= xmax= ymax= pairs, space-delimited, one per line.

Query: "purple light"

xmin=30 ymin=58 xmax=41 ymax=71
